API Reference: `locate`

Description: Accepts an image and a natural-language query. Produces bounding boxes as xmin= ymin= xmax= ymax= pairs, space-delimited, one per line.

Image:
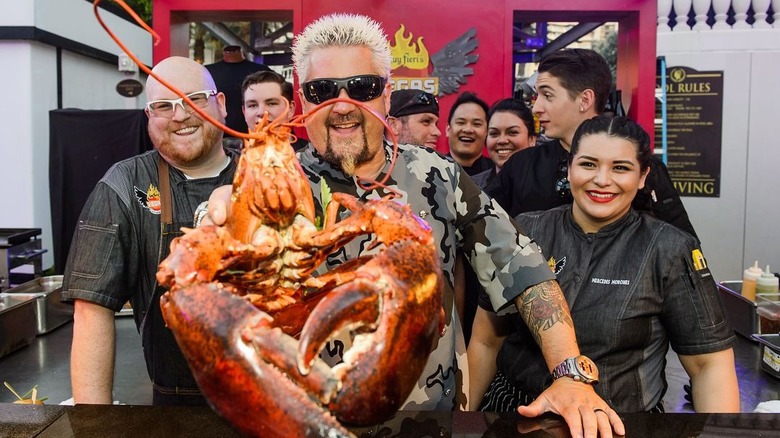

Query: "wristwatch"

xmin=552 ymin=355 xmax=599 ymax=384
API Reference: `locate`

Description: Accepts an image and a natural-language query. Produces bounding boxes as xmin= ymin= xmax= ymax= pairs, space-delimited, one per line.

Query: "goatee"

xmin=323 ymin=126 xmax=373 ymax=177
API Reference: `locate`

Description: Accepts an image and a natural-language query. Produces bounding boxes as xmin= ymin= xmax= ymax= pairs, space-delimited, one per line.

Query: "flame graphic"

xmin=390 ymin=24 xmax=430 ymax=70
xmin=147 ymin=183 xmax=160 ymax=200
xmin=147 ymin=183 xmax=161 ymax=211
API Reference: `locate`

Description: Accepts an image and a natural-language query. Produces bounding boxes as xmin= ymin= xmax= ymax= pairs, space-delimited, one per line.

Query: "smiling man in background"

xmin=446 ymin=91 xmax=492 ymax=175
xmin=241 ymin=70 xmax=307 ymax=151
xmin=386 ymin=89 xmax=441 ymax=149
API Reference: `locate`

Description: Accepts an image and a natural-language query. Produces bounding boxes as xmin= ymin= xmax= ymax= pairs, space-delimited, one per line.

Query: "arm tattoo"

xmin=518 ymin=280 xmax=574 ymax=346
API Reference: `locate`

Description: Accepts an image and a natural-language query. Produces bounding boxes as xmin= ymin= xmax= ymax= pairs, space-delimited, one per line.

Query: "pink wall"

xmin=152 ymin=0 xmax=657 ymax=148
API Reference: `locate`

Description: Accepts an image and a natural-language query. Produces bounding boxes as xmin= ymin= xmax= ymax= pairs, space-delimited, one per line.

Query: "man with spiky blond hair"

xmin=207 ymin=14 xmax=624 ymax=437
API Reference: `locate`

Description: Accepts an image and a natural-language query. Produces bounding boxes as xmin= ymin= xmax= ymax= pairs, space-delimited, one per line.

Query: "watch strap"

xmin=552 ymin=358 xmax=573 ymax=380
xmin=552 ymin=355 xmax=598 ymax=384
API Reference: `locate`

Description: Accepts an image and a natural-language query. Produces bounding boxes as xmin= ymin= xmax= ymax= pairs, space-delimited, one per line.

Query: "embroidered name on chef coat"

xmin=591 ymin=278 xmax=631 ymax=285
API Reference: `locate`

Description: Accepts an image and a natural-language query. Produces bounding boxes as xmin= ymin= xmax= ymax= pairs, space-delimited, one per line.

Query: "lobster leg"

xmin=157 ymin=225 xmax=283 ymax=290
xmin=160 ymin=284 xmax=354 ymax=438
xmin=296 ymin=239 xmax=443 ymax=426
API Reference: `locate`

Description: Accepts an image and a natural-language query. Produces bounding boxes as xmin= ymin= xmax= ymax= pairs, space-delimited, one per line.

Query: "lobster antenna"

xmin=94 ymin=0 xmax=399 ymax=194
xmin=93 ymin=0 xmax=266 ymax=141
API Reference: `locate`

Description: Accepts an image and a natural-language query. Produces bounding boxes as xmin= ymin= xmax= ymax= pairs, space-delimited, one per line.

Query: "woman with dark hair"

xmin=463 ymin=98 xmax=538 ymax=345
xmin=472 ymin=98 xmax=537 ymax=188
xmin=469 ymin=116 xmax=739 ymax=414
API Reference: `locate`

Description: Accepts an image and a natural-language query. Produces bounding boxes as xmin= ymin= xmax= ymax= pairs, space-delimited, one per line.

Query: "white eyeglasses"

xmin=145 ymin=90 xmax=217 ymax=118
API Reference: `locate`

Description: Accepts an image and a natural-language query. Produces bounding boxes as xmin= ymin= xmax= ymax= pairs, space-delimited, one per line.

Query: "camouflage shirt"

xmin=297 ymin=142 xmax=554 ymax=411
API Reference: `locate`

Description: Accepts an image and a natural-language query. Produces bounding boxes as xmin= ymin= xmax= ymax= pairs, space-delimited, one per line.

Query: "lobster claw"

xmin=297 ymin=239 xmax=444 ymax=425
xmin=160 ymin=284 xmax=354 ymax=438
xmin=152 ymin=89 xmax=446 ymax=433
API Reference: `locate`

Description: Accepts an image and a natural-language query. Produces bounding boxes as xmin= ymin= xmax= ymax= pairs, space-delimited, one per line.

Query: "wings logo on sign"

xmin=389 ymin=24 xmax=479 ymax=96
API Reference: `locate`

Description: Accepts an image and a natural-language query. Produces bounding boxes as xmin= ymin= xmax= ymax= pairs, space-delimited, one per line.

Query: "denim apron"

xmin=141 ymin=157 xmax=206 ymax=405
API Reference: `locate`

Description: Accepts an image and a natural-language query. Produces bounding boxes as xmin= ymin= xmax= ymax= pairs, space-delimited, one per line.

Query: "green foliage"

xmin=5 ymin=382 xmax=48 ymax=404
xmin=593 ymin=30 xmax=617 ymax=86
xmin=107 ymin=0 xmax=153 ymax=26
xmin=119 ymin=0 xmax=152 ymax=25
xmin=316 ymin=179 xmax=333 ymax=230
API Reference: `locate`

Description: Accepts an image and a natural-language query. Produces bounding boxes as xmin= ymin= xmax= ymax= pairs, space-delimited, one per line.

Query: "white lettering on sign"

xmin=390 ymin=77 xmax=439 ymax=94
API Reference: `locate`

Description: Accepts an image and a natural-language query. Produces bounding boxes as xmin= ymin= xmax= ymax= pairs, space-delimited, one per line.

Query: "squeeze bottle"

xmin=756 ymin=265 xmax=779 ymax=297
xmin=742 ymin=260 xmax=762 ymax=301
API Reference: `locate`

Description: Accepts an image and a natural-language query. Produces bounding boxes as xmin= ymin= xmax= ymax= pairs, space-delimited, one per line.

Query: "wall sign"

xmin=389 ymin=24 xmax=478 ymax=96
xmin=656 ymin=66 xmax=723 ymax=197
xmin=116 ymin=78 xmax=144 ymax=97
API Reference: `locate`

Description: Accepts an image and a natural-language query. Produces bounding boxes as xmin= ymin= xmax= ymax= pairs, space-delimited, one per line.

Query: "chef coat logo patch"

xmin=691 ymin=249 xmax=707 ymax=271
xmin=134 ymin=183 xmax=161 ymax=215
xmin=547 ymin=256 xmax=566 ymax=275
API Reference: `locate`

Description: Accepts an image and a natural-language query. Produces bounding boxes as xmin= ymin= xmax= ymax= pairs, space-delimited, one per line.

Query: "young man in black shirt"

xmin=485 ymin=49 xmax=697 ymax=239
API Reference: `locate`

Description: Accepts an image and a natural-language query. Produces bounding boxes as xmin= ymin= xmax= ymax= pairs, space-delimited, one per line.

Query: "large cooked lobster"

xmin=154 ymin=109 xmax=444 ymax=437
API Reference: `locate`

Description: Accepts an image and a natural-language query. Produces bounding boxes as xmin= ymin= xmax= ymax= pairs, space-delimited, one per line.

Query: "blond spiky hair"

xmin=292 ymin=13 xmax=392 ymax=83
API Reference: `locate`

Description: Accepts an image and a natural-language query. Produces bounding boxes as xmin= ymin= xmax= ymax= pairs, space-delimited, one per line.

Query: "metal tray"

xmin=2 ymin=276 xmax=73 ymax=334
xmin=718 ymin=281 xmax=759 ymax=339
xmin=0 ymin=294 xmax=37 ymax=358
xmin=0 ymin=228 xmax=42 ymax=246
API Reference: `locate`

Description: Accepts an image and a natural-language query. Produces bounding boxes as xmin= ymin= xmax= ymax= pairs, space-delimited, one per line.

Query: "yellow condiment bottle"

xmin=742 ymin=260 xmax=762 ymax=301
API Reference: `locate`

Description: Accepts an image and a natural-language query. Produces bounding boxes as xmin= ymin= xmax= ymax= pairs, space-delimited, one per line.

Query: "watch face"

xmin=575 ymin=356 xmax=599 ymax=381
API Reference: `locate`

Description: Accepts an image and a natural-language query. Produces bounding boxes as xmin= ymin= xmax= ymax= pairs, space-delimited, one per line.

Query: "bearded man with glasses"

xmin=63 ymin=56 xmax=237 ymax=406
xmin=204 ymin=13 xmax=624 ymax=438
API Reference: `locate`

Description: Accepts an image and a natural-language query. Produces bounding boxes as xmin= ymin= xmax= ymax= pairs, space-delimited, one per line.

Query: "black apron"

xmin=141 ymin=157 xmax=207 ymax=406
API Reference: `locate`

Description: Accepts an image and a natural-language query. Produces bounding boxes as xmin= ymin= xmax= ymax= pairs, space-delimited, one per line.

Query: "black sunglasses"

xmin=302 ymin=75 xmax=386 ymax=104
xmin=391 ymin=91 xmax=439 ymax=116
xmin=555 ymin=158 xmax=571 ymax=199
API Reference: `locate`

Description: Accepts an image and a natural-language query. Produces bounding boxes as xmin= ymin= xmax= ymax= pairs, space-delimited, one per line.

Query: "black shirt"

xmin=484 ymin=139 xmax=698 ymax=240
xmin=451 ymin=154 xmax=493 ymax=177
xmin=479 ymin=206 xmax=732 ymax=412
